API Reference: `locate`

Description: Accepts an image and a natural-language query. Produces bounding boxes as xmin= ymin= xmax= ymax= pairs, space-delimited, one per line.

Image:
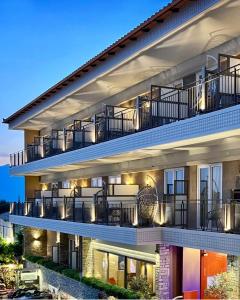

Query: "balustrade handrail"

xmin=10 ymin=63 xmax=240 ymax=166
xmin=10 ymin=198 xmax=240 ymax=232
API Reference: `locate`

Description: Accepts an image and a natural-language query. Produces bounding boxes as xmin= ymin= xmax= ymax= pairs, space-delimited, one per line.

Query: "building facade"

xmin=4 ymin=0 xmax=240 ymax=298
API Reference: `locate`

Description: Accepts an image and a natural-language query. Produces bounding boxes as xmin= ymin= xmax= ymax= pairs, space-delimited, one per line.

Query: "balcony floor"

xmin=10 ymin=214 xmax=240 ymax=255
xmin=10 ymin=104 xmax=240 ymax=176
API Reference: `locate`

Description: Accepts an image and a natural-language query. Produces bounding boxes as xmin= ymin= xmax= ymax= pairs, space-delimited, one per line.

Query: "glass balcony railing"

xmin=10 ymin=62 xmax=240 ymax=167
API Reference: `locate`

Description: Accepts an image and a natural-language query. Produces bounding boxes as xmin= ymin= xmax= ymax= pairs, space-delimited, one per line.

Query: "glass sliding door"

xmin=197 ymin=164 xmax=222 ymax=229
xmin=93 ymin=250 xmax=156 ymax=294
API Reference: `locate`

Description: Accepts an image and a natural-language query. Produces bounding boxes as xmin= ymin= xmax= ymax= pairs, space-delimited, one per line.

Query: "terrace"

xmin=10 ymin=57 xmax=240 ymax=167
xmin=9 ymin=181 xmax=240 ymax=235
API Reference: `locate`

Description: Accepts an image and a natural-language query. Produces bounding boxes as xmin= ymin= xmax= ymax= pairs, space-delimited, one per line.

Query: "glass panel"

xmin=176 ymin=169 xmax=184 ymax=180
xmin=211 ymin=165 xmax=221 ymax=201
xmin=165 ymin=170 xmax=174 ymax=194
xmin=109 ymin=175 xmax=121 ymax=184
xmin=200 ymin=168 xmax=209 ymax=200
xmin=108 ymin=254 xmax=125 ymax=287
xmin=91 ymin=177 xmax=102 ymax=187
xmin=175 ymin=169 xmax=184 ymax=194
xmin=94 ymin=250 xmax=108 ymax=282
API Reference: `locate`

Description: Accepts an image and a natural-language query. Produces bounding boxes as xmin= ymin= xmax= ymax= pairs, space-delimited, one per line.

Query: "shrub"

xmin=61 ymin=268 xmax=80 ymax=281
xmin=129 ymin=276 xmax=152 ymax=299
xmin=81 ymin=277 xmax=140 ymax=299
xmin=24 ymin=255 xmax=43 ymax=263
xmin=25 ymin=256 xmax=140 ymax=299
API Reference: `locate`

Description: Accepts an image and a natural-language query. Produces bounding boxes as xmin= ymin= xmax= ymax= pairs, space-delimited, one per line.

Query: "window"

xmin=198 ymin=164 xmax=222 ymax=201
xmin=91 ymin=177 xmax=103 ymax=187
xmin=93 ymin=250 xmax=155 ymax=293
xmin=164 ymin=168 xmax=184 ymax=195
xmin=62 ymin=180 xmax=70 ymax=189
xmin=109 ymin=175 xmax=121 ymax=184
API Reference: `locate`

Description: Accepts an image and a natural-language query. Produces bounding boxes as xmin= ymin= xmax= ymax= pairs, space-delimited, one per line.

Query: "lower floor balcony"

xmin=10 ymin=198 xmax=240 ymax=234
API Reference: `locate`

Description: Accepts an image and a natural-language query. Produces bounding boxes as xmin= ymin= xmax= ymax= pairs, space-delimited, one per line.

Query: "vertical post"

xmin=82 ymin=202 xmax=85 ymax=223
xmin=82 ymin=127 xmax=85 ymax=148
xmin=121 ymin=113 xmax=124 ymax=136
xmin=234 ymin=67 xmax=237 ymax=103
xmin=73 ymin=197 xmax=75 ymax=222
xmin=106 ymin=201 xmax=109 ymax=225
xmin=178 ymin=90 xmax=180 ymax=120
xmin=120 ymin=202 xmax=123 ymax=227
xmin=63 ymin=128 xmax=66 ymax=152
xmin=150 ymin=99 xmax=153 ymax=128
xmin=136 ymin=96 xmax=141 ymax=130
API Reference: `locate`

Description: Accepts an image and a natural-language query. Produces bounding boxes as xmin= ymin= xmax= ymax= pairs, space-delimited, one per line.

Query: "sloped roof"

xmin=3 ymin=0 xmax=189 ymax=124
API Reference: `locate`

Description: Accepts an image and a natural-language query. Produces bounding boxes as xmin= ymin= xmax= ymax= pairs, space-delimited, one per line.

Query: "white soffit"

xmin=16 ymin=0 xmax=240 ymax=130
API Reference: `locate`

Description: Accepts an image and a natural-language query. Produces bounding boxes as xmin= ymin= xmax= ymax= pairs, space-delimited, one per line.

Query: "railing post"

xmin=73 ymin=198 xmax=75 ymax=222
xmin=234 ymin=67 xmax=237 ymax=103
xmin=181 ymin=200 xmax=184 ymax=228
xmin=120 ymin=202 xmax=123 ymax=226
xmin=106 ymin=202 xmax=109 ymax=225
xmin=178 ymin=90 xmax=180 ymax=120
xmin=82 ymin=202 xmax=85 ymax=223
xmin=64 ymin=196 xmax=66 ymax=220
xmin=82 ymin=127 xmax=85 ymax=147
xmin=121 ymin=113 xmax=124 ymax=136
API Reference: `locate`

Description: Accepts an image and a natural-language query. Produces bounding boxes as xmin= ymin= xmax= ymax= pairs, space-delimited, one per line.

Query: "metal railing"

xmin=10 ymin=63 xmax=240 ymax=167
xmin=10 ymin=198 xmax=240 ymax=233
xmin=95 ymin=106 xmax=136 ymax=143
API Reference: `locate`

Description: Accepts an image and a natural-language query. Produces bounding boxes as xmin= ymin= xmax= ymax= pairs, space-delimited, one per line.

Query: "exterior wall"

xmin=59 ymin=232 xmax=69 ymax=266
xmin=188 ymin=166 xmax=197 ymax=200
xmin=24 ymin=130 xmax=39 ymax=148
xmin=122 ymin=169 xmax=164 ymax=193
xmin=25 ymin=176 xmax=41 ymax=198
xmin=47 ymin=231 xmax=57 ymax=257
xmin=223 ymin=160 xmax=240 ymax=199
xmin=24 ymin=227 xmax=47 ymax=256
xmin=82 ymin=237 xmax=93 ymax=277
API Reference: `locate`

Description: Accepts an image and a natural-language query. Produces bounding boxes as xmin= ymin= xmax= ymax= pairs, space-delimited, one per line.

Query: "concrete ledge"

xmin=10 ymin=215 xmax=138 ymax=244
xmin=10 ymin=215 xmax=240 ymax=254
xmin=136 ymin=227 xmax=240 ymax=255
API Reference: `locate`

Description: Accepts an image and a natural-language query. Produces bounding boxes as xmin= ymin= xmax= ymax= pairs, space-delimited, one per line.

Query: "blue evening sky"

xmin=0 ymin=0 xmax=169 ymax=200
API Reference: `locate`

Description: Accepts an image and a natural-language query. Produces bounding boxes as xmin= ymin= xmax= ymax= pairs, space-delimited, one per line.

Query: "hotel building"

xmin=4 ymin=0 xmax=240 ymax=298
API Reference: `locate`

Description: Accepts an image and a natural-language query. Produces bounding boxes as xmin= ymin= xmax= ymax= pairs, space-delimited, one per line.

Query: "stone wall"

xmin=24 ymin=227 xmax=47 ymax=256
xmin=157 ymin=244 xmax=172 ymax=300
xmin=82 ymin=238 xmax=93 ymax=277
xmin=26 ymin=261 xmax=99 ymax=299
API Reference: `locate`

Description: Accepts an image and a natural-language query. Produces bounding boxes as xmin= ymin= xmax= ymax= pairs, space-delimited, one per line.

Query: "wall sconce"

xmin=41 ymin=183 xmax=48 ymax=191
xmin=75 ymin=235 xmax=79 ymax=248
xmin=56 ymin=232 xmax=60 ymax=244
xmin=125 ymin=174 xmax=134 ymax=185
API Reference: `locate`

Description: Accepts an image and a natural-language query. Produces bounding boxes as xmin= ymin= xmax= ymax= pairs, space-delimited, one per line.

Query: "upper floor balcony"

xmin=10 ymin=60 xmax=240 ymax=167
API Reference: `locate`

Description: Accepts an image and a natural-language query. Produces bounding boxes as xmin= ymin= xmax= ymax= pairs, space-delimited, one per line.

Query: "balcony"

xmin=8 ymin=178 xmax=240 ymax=235
xmin=10 ymin=61 xmax=240 ymax=167
xmin=10 ymin=198 xmax=240 ymax=233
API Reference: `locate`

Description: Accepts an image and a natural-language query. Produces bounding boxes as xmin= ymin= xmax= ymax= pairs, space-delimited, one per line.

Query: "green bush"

xmin=61 ymin=268 xmax=80 ymax=281
xmin=24 ymin=255 xmax=43 ymax=263
xmin=25 ymin=256 xmax=140 ymax=299
xmin=81 ymin=277 xmax=140 ymax=299
xmin=129 ymin=276 xmax=152 ymax=299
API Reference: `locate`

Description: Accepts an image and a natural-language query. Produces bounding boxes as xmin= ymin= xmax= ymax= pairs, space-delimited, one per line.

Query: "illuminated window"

xmin=109 ymin=175 xmax=121 ymax=184
xmin=62 ymin=180 xmax=70 ymax=189
xmin=164 ymin=168 xmax=184 ymax=194
xmin=91 ymin=177 xmax=102 ymax=187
